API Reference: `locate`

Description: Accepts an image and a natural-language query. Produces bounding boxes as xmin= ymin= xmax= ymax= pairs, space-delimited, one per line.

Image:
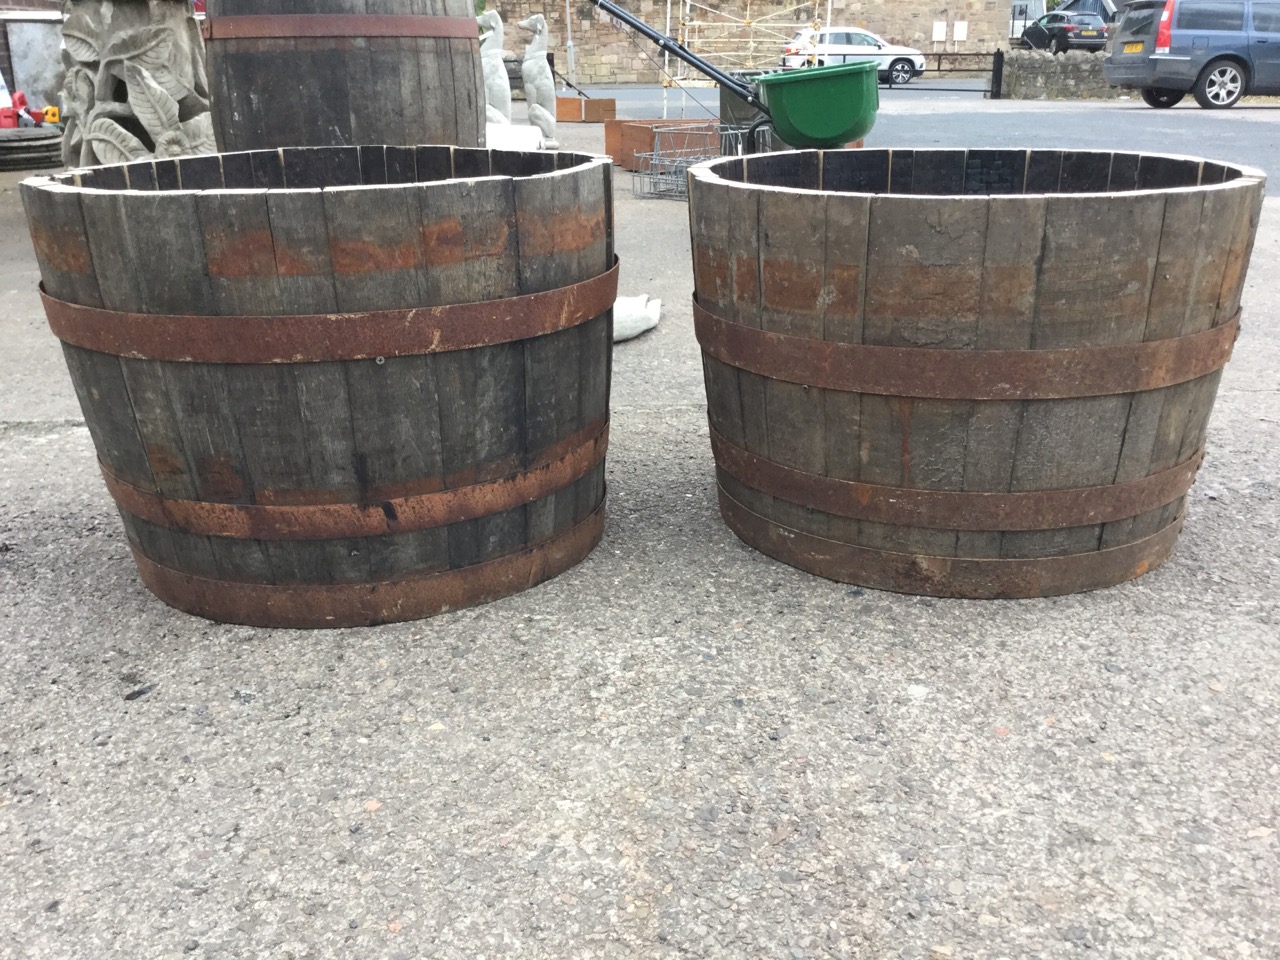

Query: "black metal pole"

xmin=990 ymin=49 xmax=1004 ymax=100
xmin=584 ymin=0 xmax=770 ymax=115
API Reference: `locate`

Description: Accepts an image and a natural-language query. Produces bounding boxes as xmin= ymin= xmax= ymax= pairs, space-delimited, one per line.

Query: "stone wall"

xmin=1000 ymin=48 xmax=1121 ymax=99
xmin=488 ymin=0 xmax=1010 ymax=85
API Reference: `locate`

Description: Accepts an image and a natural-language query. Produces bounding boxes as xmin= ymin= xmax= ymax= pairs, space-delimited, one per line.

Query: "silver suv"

xmin=1103 ymin=0 xmax=1280 ymax=107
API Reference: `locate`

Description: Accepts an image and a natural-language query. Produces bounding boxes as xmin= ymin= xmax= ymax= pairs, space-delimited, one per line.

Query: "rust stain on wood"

xmin=761 ymin=259 xmax=823 ymax=315
xmin=732 ymin=254 xmax=759 ymax=306
xmin=515 ymin=206 xmax=606 ymax=257
xmin=272 ymin=241 xmax=330 ymax=278
xmin=823 ymin=265 xmax=863 ymax=321
xmin=196 ymin=454 xmax=247 ymax=501
xmin=330 ymin=239 xmax=420 ymax=274
xmin=203 ymin=228 xmax=277 ymax=278
xmin=145 ymin=445 xmax=187 ymax=486
xmin=420 ymin=218 xmax=512 ymax=265
xmin=693 ymin=249 xmax=729 ymax=304
xmin=29 ymin=224 xmax=92 ymax=274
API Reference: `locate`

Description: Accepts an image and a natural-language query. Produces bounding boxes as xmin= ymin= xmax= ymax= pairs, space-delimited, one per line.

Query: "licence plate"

xmin=1124 ymin=41 xmax=1144 ymax=52
xmin=1080 ymin=30 xmax=1099 ymax=36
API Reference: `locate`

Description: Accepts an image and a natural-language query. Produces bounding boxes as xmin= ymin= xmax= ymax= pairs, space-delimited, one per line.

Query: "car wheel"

xmin=1193 ymin=59 xmax=1246 ymax=108
xmin=1050 ymin=34 xmax=1068 ymax=54
xmin=1140 ymin=87 xmax=1185 ymax=108
xmin=889 ymin=59 xmax=914 ymax=84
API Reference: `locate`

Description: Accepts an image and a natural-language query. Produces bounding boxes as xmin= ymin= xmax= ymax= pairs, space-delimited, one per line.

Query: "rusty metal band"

xmin=128 ymin=502 xmax=605 ymax=629
xmin=717 ymin=486 xmax=1184 ymax=600
xmin=693 ymin=299 xmax=1240 ymax=400
xmin=710 ymin=426 xmax=1202 ymax=531
xmin=201 ymin=15 xmax=479 ymax=41
xmin=102 ymin=421 xmax=607 ymax=541
xmin=41 ymin=258 xmax=619 ymax=363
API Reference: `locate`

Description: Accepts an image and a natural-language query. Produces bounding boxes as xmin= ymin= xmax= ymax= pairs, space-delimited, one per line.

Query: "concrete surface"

xmin=1 ymin=102 xmax=1278 ymax=960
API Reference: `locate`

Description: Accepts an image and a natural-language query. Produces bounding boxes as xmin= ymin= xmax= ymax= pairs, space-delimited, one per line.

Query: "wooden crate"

xmin=556 ymin=97 xmax=617 ymax=123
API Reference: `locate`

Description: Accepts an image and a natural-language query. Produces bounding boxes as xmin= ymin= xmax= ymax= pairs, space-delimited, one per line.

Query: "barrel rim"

xmin=21 ymin=148 xmax=613 ymax=197
xmin=688 ymin=147 xmax=1266 ymax=198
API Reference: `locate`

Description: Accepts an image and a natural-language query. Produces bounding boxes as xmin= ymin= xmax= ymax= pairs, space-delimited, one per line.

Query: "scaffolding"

xmin=668 ymin=0 xmax=816 ymax=80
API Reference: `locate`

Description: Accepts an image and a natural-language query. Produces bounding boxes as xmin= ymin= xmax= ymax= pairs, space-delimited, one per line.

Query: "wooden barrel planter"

xmin=688 ymin=148 xmax=1265 ymax=598
xmin=203 ymin=0 xmax=485 ymax=152
xmin=23 ymin=145 xmax=615 ymax=627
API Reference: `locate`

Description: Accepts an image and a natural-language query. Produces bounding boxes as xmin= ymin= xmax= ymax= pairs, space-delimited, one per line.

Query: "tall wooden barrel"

xmin=23 ymin=145 xmax=615 ymax=627
xmin=203 ymin=0 xmax=485 ymax=151
xmin=688 ymin=148 xmax=1265 ymax=598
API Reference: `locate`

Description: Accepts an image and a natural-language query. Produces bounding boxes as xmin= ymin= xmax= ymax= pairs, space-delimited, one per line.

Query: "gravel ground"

xmin=0 ymin=110 xmax=1277 ymax=960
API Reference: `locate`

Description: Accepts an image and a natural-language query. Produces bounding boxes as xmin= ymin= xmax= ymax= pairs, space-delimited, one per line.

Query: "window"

xmin=1176 ymin=1 xmax=1247 ymax=30
xmin=848 ymin=32 xmax=878 ymax=45
xmin=1253 ymin=1 xmax=1280 ymax=30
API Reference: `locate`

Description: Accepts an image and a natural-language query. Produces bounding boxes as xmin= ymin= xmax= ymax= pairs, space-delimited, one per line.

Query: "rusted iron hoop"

xmin=710 ymin=427 xmax=1202 ymax=531
xmin=718 ymin=486 xmax=1184 ymax=599
xmin=103 ymin=421 xmax=608 ymax=541
xmin=42 ymin=259 xmax=619 ymax=364
xmin=130 ymin=503 xmax=606 ymax=629
xmin=693 ymin=298 xmax=1240 ymax=400
xmin=202 ymin=15 xmax=480 ymax=41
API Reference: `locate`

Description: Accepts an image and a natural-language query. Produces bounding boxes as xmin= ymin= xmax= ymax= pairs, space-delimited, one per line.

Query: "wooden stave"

xmin=204 ymin=0 xmax=485 ymax=152
xmin=687 ymin=148 xmax=1265 ymax=594
xmin=23 ymin=148 xmax=614 ymax=625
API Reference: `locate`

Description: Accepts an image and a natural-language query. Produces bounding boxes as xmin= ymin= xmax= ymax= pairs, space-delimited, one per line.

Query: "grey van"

xmin=1103 ymin=0 xmax=1280 ymax=107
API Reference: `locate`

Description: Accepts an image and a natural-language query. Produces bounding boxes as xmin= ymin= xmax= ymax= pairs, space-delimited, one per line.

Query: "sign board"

xmin=954 ymin=20 xmax=969 ymax=41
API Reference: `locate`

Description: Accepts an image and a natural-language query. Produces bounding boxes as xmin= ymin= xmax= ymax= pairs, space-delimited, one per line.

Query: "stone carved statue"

xmin=477 ymin=10 xmax=512 ymax=124
xmin=518 ymin=13 xmax=557 ymax=149
xmin=59 ymin=0 xmax=214 ymax=167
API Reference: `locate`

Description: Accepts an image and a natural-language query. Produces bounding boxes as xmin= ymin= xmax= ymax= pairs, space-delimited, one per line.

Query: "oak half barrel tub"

xmin=23 ymin=145 xmax=615 ymax=627
xmin=203 ymin=0 xmax=486 ymax=152
xmin=688 ymin=148 xmax=1265 ymax=598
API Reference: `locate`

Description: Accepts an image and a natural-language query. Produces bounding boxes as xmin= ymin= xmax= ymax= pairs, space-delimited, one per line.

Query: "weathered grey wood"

xmin=27 ymin=150 xmax=615 ymax=622
xmin=1102 ymin=190 xmax=1204 ymax=548
xmin=758 ymin=187 xmax=827 ymax=539
xmin=207 ymin=0 xmax=485 ymax=151
xmin=689 ymin=148 xmax=1264 ymax=596
xmin=959 ymin=193 xmax=1045 ymax=558
xmin=727 ymin=184 xmax=768 ymax=461
xmin=689 ymin=171 xmax=745 ymax=449
xmin=514 ymin=168 xmax=592 ymax=540
xmin=1004 ymin=191 xmax=1164 ymax=559
xmin=819 ymin=191 xmax=871 ymax=547
xmin=862 ymin=195 xmax=988 ymax=557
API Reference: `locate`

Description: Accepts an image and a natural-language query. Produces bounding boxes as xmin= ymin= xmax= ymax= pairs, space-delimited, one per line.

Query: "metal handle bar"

xmin=584 ymin=0 xmax=771 ymax=115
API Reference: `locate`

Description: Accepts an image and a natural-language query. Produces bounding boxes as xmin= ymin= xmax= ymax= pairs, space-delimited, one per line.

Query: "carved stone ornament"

xmin=478 ymin=10 xmax=513 ymax=124
xmin=518 ymin=13 xmax=557 ymax=149
xmin=60 ymin=0 xmax=214 ymax=167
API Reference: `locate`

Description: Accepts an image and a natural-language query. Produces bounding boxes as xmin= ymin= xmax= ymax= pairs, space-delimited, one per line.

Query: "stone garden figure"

xmin=518 ymin=13 xmax=558 ymax=148
xmin=478 ymin=10 xmax=513 ymax=124
xmin=59 ymin=0 xmax=214 ymax=167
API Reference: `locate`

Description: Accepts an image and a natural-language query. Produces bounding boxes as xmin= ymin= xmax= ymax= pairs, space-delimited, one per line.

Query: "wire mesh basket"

xmin=630 ymin=122 xmax=777 ymax=201
xmin=631 ymin=123 xmax=720 ymax=200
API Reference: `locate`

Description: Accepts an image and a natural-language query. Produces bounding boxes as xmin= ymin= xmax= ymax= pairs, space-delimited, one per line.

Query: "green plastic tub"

xmin=755 ymin=61 xmax=879 ymax=148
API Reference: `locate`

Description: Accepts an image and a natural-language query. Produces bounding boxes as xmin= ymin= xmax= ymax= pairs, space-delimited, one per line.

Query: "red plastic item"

xmin=29 ymin=109 xmax=43 ymax=124
xmin=9 ymin=91 xmax=28 ymax=112
xmin=0 ymin=109 xmax=18 ymax=129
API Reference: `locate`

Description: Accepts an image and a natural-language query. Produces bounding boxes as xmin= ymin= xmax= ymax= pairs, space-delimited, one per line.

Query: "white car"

xmin=781 ymin=27 xmax=926 ymax=84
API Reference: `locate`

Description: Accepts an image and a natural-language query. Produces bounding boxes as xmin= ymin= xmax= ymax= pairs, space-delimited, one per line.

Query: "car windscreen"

xmin=1069 ymin=13 xmax=1107 ymax=24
